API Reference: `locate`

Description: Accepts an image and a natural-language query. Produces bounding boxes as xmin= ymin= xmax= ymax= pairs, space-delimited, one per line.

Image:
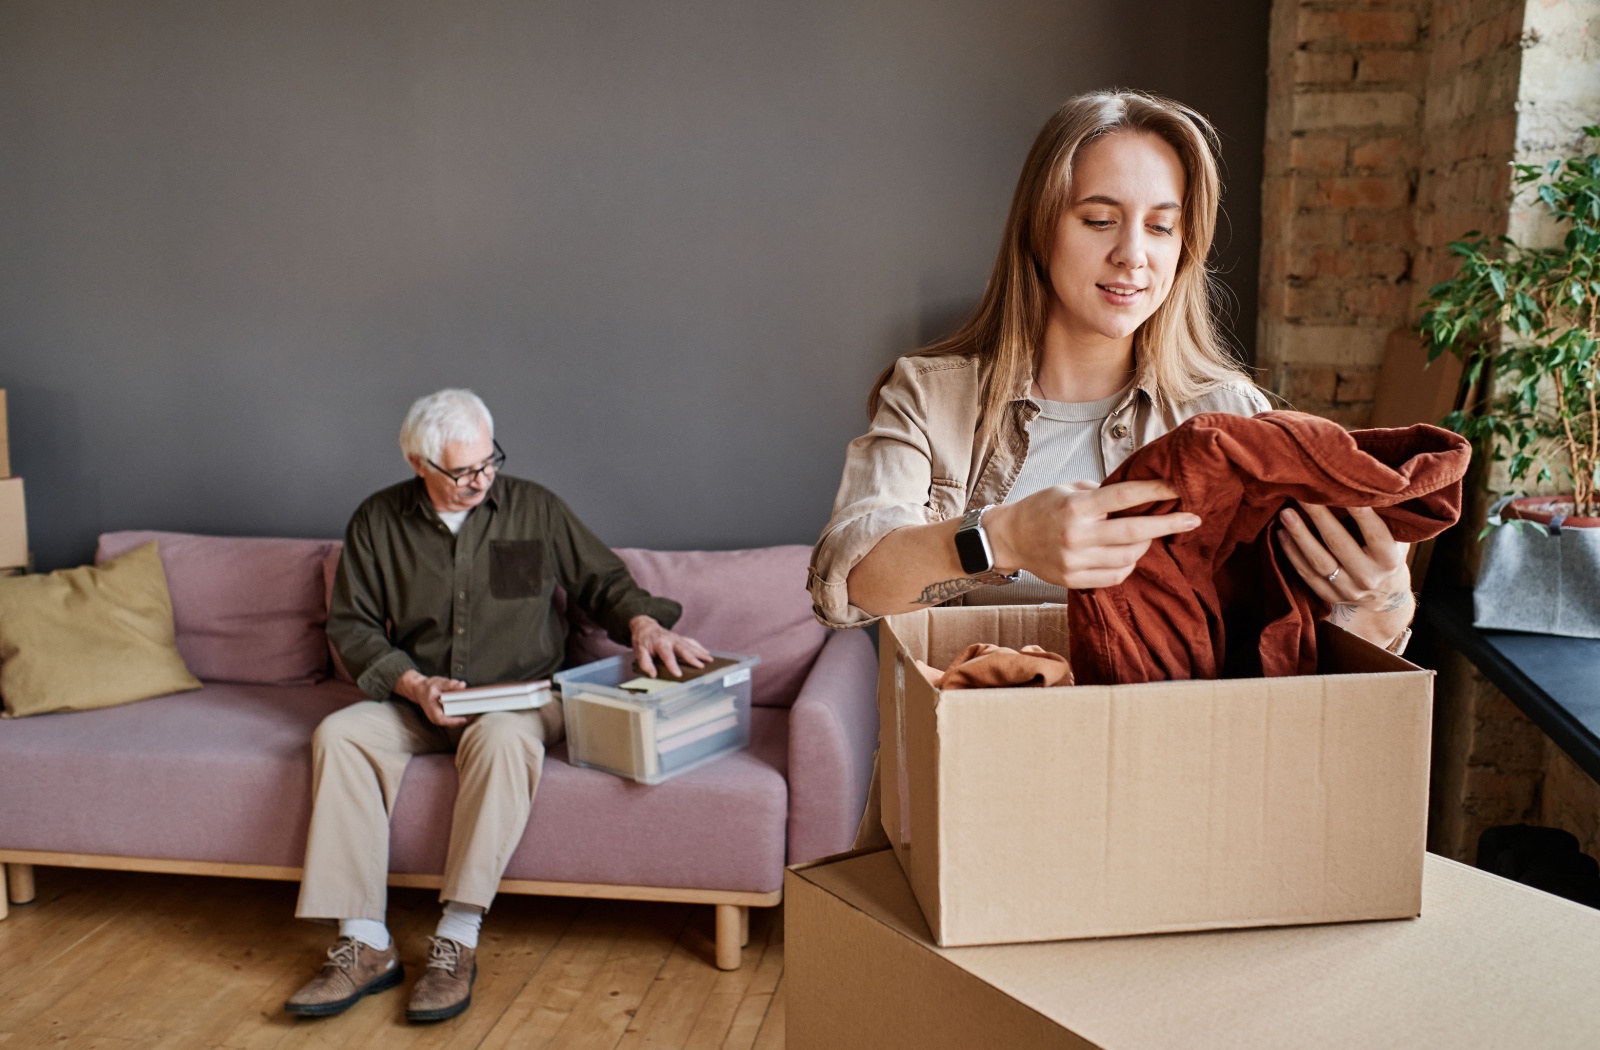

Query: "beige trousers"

xmin=295 ymin=699 xmax=564 ymax=921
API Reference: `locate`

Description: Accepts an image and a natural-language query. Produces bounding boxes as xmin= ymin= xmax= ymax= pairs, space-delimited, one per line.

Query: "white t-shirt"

xmin=435 ymin=508 xmax=470 ymax=535
xmin=964 ymin=384 xmax=1131 ymax=606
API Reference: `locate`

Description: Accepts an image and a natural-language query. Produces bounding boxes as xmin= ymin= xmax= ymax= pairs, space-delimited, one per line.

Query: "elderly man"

xmin=285 ymin=388 xmax=708 ymax=1023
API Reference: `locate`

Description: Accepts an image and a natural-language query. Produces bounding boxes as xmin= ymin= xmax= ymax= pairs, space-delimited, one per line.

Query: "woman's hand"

xmin=986 ymin=479 xmax=1202 ymax=589
xmin=629 ymin=615 xmax=712 ymax=678
xmin=1277 ymin=502 xmax=1414 ymax=647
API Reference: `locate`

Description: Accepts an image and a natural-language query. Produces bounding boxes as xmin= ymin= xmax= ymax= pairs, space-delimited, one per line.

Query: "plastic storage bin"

xmin=554 ymin=650 xmax=760 ymax=784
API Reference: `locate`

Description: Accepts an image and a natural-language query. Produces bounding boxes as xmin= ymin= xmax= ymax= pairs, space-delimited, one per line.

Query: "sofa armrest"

xmin=786 ymin=628 xmax=879 ymax=864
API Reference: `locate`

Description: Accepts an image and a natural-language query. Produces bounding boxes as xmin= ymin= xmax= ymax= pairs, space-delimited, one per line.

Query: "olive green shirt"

xmin=328 ymin=475 xmax=681 ymax=700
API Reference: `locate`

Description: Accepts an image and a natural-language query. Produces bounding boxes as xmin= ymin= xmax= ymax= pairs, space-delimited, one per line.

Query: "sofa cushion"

xmin=97 ymin=531 xmax=337 ymax=685
xmin=0 ymin=542 xmax=202 ymax=717
xmin=0 ymin=684 xmax=790 ymax=892
xmin=0 ymin=681 xmax=362 ymax=864
xmin=565 ymin=546 xmax=826 ymax=708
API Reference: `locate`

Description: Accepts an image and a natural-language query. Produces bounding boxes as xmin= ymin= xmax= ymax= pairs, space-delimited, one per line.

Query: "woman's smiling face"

xmin=1044 ymin=130 xmax=1187 ymax=349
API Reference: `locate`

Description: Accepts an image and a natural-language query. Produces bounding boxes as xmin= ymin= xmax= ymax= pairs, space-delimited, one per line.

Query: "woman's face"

xmin=1045 ymin=131 xmax=1187 ymax=348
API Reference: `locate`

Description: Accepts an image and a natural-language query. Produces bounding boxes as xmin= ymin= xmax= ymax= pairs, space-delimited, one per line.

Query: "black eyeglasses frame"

xmin=425 ymin=440 xmax=506 ymax=488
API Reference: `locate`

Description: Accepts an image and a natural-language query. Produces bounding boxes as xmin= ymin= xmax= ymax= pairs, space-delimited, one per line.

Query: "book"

xmin=656 ymin=714 xmax=739 ymax=755
xmin=565 ymin=691 xmax=657 ymax=778
xmin=656 ymin=693 xmax=738 ymax=742
xmin=619 ymin=655 xmax=741 ymax=692
xmin=440 ymin=680 xmax=552 ymax=717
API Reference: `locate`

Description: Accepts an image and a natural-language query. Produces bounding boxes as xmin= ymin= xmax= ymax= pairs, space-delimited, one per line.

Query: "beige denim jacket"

xmin=809 ymin=352 xmax=1272 ymax=628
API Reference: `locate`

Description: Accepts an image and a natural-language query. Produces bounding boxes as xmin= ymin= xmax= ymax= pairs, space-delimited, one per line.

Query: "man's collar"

xmin=401 ymin=477 xmax=501 ymax=517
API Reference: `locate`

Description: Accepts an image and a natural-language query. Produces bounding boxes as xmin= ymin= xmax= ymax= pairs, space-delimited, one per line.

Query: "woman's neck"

xmin=1032 ymin=316 xmax=1137 ymax=403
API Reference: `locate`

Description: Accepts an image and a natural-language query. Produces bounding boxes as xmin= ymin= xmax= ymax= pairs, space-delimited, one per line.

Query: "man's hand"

xmin=629 ymin=615 xmax=712 ymax=679
xmin=395 ymin=669 xmax=473 ymax=728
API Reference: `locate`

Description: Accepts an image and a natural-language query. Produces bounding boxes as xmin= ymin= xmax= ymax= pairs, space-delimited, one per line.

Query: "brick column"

xmin=1257 ymin=0 xmax=1524 ymax=427
xmin=1259 ymin=0 xmax=1600 ymax=865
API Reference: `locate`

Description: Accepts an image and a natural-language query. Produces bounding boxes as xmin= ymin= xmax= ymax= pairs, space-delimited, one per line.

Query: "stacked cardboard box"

xmin=0 ymin=390 xmax=24 ymax=571
xmin=787 ymin=848 xmax=1600 ymax=1049
xmin=873 ymin=604 xmax=1433 ymax=946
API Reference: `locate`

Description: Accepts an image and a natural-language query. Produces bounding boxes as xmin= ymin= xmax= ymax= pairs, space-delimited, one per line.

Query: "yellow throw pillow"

xmin=0 ymin=541 xmax=202 ymax=717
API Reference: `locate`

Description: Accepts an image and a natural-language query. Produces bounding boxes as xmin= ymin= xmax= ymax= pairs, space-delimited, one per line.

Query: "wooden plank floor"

xmin=0 ymin=867 xmax=785 ymax=1049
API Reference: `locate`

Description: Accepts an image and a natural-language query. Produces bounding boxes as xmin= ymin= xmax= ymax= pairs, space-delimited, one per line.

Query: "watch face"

xmin=955 ymin=521 xmax=993 ymax=575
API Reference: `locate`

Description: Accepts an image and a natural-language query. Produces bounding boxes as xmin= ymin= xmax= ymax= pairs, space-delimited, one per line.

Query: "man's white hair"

xmin=399 ymin=389 xmax=495 ymax=465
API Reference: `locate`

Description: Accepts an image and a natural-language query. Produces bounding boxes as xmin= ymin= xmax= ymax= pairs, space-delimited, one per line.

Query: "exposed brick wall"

xmin=1263 ymin=0 xmax=1600 ymax=875
xmin=1540 ymin=741 xmax=1600 ymax=861
xmin=1257 ymin=0 xmax=1522 ymax=426
xmin=1427 ymin=649 xmax=1544 ymax=862
xmin=1413 ymin=0 xmax=1525 ymax=296
xmin=1430 ymin=652 xmax=1600 ymax=866
xmin=1427 ymin=0 xmax=1600 ymax=871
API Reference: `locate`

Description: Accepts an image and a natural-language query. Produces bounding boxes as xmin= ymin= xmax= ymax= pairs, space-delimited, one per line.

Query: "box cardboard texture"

xmin=878 ymin=605 xmax=1433 ymax=947
xmin=0 ymin=389 xmax=10 ymax=478
xmin=0 ymin=477 xmax=25 ymax=571
xmin=786 ymin=848 xmax=1600 ymax=1050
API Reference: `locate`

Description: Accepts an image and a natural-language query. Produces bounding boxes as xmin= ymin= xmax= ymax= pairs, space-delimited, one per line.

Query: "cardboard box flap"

xmin=919 ymin=604 xmax=1071 ymax=667
xmin=1318 ymin=619 xmax=1423 ymax=675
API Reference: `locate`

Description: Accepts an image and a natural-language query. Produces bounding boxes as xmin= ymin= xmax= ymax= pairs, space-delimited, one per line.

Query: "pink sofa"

xmin=0 ymin=532 xmax=878 ymax=969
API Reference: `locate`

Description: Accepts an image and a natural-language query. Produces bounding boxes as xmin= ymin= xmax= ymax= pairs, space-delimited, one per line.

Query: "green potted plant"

xmin=1418 ymin=126 xmax=1600 ymax=637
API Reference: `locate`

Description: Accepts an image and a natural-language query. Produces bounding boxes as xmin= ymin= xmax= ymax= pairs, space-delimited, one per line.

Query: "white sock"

xmin=435 ymin=901 xmax=485 ymax=949
xmin=338 ymin=918 xmax=392 ymax=952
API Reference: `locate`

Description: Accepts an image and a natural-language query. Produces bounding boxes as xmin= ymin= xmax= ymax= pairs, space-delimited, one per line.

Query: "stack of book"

xmin=555 ymin=651 xmax=759 ymax=785
xmin=439 ymin=679 xmax=552 ymax=717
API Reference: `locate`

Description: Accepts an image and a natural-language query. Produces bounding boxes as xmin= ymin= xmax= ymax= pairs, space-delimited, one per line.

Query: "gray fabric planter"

xmin=1473 ymin=496 xmax=1600 ymax=638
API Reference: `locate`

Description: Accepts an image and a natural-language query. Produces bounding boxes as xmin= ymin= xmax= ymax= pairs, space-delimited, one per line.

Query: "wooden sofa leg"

xmin=8 ymin=863 xmax=34 ymax=905
xmin=0 ymin=865 xmax=8 ymax=920
xmin=715 ymin=904 xmax=745 ymax=970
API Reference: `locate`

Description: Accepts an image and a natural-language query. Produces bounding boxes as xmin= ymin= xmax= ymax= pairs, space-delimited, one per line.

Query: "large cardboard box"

xmin=0 ymin=477 xmax=25 ymax=570
xmin=787 ymin=848 xmax=1600 ymax=1050
xmin=878 ymin=605 xmax=1432 ymax=946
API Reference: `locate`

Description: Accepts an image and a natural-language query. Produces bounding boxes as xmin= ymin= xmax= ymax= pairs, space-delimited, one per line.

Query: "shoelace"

xmin=325 ymin=937 xmax=361 ymax=972
xmin=427 ymin=936 xmax=462 ymax=972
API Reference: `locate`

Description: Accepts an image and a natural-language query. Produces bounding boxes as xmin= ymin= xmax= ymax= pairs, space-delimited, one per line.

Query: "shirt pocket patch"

xmin=490 ymin=540 xmax=546 ymax=599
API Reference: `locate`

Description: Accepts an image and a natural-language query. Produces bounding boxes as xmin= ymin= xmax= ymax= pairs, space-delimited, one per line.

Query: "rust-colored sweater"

xmin=1067 ymin=411 xmax=1471 ymax=685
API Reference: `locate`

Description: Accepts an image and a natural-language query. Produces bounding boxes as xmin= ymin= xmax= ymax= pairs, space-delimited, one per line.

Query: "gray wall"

xmin=0 ymin=0 xmax=1269 ymax=571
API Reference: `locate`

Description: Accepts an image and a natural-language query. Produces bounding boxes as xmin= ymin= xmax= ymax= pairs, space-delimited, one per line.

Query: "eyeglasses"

xmin=426 ymin=440 xmax=506 ymax=488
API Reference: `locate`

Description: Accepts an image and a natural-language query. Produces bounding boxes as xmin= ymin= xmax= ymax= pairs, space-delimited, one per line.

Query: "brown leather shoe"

xmin=284 ymin=936 xmax=404 ymax=1017
xmin=406 ymin=936 xmax=477 ymax=1023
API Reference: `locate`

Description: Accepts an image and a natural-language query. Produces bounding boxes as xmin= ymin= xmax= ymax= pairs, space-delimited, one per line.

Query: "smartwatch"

xmin=954 ymin=504 xmax=1020 ymax=586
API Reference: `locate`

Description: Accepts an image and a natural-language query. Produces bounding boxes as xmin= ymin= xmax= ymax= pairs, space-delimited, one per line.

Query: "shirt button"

xmin=1111 ymin=422 xmax=1130 ymax=439
xmin=456 ymin=627 xmax=465 ymax=635
xmin=458 ymin=592 xmax=466 ymax=600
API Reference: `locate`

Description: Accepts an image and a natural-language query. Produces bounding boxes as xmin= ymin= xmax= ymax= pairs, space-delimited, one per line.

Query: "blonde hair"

xmin=870 ymin=89 xmax=1253 ymax=433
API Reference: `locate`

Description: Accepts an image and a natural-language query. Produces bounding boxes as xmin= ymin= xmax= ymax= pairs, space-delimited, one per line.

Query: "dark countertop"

xmin=1423 ymin=588 xmax=1600 ymax=783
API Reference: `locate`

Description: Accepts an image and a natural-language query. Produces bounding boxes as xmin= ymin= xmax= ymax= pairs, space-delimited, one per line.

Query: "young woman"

xmin=809 ymin=90 xmax=1415 ymax=652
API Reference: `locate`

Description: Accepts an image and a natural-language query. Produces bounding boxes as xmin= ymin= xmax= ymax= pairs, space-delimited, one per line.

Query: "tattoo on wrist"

xmin=915 ymin=579 xmax=974 ymax=606
xmin=1332 ymin=603 xmax=1355 ymax=623
xmin=1378 ymin=590 xmax=1411 ymax=614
